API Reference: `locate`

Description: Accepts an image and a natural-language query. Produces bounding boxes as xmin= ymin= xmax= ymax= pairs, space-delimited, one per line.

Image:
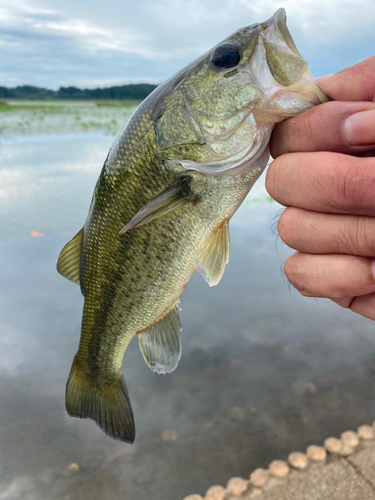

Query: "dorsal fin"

xmin=138 ymin=301 xmax=182 ymax=374
xmin=57 ymin=228 xmax=84 ymax=285
xmin=197 ymin=220 xmax=230 ymax=287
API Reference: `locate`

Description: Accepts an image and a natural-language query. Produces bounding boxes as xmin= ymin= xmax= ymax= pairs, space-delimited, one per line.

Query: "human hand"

xmin=266 ymin=56 xmax=375 ymax=320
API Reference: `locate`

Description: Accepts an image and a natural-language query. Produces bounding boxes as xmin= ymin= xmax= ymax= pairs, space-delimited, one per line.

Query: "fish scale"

xmin=57 ymin=9 xmax=329 ymax=442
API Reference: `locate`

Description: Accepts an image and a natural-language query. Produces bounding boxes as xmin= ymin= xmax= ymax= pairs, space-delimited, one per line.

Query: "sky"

xmin=0 ymin=0 xmax=374 ymax=89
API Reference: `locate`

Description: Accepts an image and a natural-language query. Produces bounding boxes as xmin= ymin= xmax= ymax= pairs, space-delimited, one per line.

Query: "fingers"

xmin=346 ymin=293 xmax=375 ymax=321
xmin=316 ymin=56 xmax=375 ymax=102
xmin=270 ymin=101 xmax=375 ymax=157
xmin=331 ymin=294 xmax=375 ymax=321
xmin=266 ymin=152 xmax=375 ymax=216
xmin=270 ymin=56 xmax=375 ymax=159
xmin=284 ymin=252 xmax=375 ymax=300
xmin=278 ymin=208 xmax=375 ymax=256
xmin=284 ymin=252 xmax=375 ymax=321
xmin=268 ymin=56 xmax=375 ymax=322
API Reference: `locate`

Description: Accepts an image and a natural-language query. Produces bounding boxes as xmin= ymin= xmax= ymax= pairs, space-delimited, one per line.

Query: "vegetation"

xmin=0 ymin=83 xmax=158 ymax=100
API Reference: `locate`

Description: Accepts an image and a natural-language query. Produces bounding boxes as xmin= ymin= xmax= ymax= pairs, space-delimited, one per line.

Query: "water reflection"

xmin=1 ymin=133 xmax=375 ymax=499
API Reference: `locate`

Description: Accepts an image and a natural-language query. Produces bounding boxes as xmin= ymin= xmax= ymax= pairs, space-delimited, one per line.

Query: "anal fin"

xmin=57 ymin=227 xmax=84 ymax=285
xmin=138 ymin=301 xmax=182 ymax=374
xmin=197 ymin=219 xmax=230 ymax=287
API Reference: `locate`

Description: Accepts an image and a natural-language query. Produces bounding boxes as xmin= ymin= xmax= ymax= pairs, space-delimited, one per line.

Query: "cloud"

xmin=0 ymin=0 xmax=374 ymax=88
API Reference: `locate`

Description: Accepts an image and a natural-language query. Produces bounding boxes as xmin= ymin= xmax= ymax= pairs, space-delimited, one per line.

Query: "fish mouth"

xmin=271 ymin=8 xmax=303 ymax=59
xmin=168 ymin=9 xmax=329 ymax=178
xmin=250 ymin=9 xmax=329 ymax=109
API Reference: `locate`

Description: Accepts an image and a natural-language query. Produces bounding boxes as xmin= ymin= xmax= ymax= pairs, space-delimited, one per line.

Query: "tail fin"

xmin=65 ymin=357 xmax=135 ymax=443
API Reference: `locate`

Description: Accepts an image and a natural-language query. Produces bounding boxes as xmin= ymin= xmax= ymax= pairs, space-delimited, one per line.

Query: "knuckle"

xmin=283 ymin=256 xmax=296 ymax=282
xmin=265 ymin=160 xmax=278 ymax=197
xmin=277 ymin=210 xmax=290 ymax=243
xmin=284 ymin=254 xmax=312 ymax=296
xmin=330 ymin=159 xmax=366 ymax=210
xmin=347 ymin=217 xmax=375 ymax=256
xmin=267 ymin=156 xmax=288 ymax=200
xmin=278 ymin=208 xmax=299 ymax=247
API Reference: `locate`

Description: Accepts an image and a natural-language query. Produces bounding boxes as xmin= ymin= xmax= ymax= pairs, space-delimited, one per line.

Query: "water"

xmin=1 ymin=107 xmax=375 ymax=500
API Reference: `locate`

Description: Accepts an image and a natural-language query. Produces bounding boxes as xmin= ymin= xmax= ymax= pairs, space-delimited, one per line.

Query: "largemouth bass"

xmin=57 ymin=9 xmax=328 ymax=442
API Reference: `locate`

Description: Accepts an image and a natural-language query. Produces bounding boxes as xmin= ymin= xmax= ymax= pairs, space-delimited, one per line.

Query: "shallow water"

xmin=1 ymin=112 xmax=375 ymax=500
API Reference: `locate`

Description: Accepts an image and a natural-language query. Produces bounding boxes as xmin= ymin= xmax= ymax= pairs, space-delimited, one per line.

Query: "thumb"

xmin=317 ymin=56 xmax=375 ymax=102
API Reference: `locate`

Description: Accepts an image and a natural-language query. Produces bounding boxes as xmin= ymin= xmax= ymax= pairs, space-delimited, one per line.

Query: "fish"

xmin=57 ymin=8 xmax=329 ymax=443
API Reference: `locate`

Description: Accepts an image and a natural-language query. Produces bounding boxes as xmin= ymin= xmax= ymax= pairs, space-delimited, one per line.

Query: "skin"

xmin=266 ymin=55 xmax=375 ymax=321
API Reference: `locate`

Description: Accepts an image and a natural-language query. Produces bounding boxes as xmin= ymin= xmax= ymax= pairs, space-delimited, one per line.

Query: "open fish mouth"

xmin=167 ymin=8 xmax=329 ymax=178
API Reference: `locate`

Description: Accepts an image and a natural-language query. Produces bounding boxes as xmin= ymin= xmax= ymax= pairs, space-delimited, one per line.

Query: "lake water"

xmin=1 ymin=103 xmax=375 ymax=500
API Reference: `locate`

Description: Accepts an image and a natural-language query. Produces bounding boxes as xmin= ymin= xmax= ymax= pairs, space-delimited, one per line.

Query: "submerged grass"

xmin=243 ymin=195 xmax=274 ymax=205
xmin=0 ymin=99 xmax=142 ymax=136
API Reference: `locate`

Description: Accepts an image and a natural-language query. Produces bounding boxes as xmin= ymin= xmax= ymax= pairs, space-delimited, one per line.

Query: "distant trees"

xmin=0 ymin=83 xmax=158 ymax=100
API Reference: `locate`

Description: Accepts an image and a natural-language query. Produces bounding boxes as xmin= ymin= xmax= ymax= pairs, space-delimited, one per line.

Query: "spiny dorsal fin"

xmin=138 ymin=301 xmax=182 ymax=374
xmin=197 ymin=220 xmax=230 ymax=287
xmin=119 ymin=176 xmax=197 ymax=235
xmin=57 ymin=227 xmax=84 ymax=285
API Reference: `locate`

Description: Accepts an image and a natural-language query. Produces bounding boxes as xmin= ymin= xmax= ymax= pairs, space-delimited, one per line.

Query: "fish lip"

xmin=271 ymin=8 xmax=303 ymax=58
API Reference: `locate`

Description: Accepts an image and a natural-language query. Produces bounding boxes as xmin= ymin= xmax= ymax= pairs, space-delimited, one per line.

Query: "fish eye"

xmin=211 ymin=43 xmax=241 ymax=69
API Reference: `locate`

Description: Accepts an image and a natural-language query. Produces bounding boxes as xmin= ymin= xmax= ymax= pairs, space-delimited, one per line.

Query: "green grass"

xmin=0 ymin=103 xmax=12 ymax=112
xmin=95 ymin=100 xmax=141 ymax=107
xmin=242 ymin=195 xmax=274 ymax=205
xmin=0 ymin=100 xmax=142 ymax=113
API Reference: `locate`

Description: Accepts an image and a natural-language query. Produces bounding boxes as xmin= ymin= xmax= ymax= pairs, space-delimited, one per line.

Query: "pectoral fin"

xmin=197 ymin=220 xmax=231 ymax=287
xmin=119 ymin=176 xmax=197 ymax=235
xmin=138 ymin=301 xmax=182 ymax=374
xmin=57 ymin=227 xmax=84 ymax=285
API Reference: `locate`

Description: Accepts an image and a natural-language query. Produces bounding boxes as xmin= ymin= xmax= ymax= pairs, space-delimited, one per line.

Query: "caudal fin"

xmin=65 ymin=357 xmax=135 ymax=443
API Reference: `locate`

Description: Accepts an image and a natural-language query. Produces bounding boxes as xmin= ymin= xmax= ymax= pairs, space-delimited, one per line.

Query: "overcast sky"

xmin=0 ymin=0 xmax=374 ymax=89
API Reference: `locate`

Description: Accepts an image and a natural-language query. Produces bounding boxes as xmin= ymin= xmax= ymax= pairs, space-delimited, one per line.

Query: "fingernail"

xmin=344 ymin=109 xmax=375 ymax=146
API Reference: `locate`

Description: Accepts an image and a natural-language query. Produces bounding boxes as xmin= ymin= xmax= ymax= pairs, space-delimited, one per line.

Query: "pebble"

xmin=62 ymin=463 xmax=80 ymax=477
xmin=205 ymin=485 xmax=225 ymax=500
xmin=358 ymin=425 xmax=374 ymax=440
xmin=161 ymin=430 xmax=177 ymax=441
xmin=227 ymin=477 xmax=248 ymax=495
xmin=341 ymin=431 xmax=359 ymax=447
xmin=269 ymin=460 xmax=289 ymax=477
xmin=288 ymin=452 xmax=308 ymax=469
xmin=183 ymin=495 xmax=203 ymax=500
xmin=306 ymin=445 xmax=326 ymax=462
xmin=324 ymin=437 xmax=342 ymax=453
xmin=249 ymin=468 xmax=268 ymax=487
xmin=231 ymin=407 xmax=245 ymax=421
